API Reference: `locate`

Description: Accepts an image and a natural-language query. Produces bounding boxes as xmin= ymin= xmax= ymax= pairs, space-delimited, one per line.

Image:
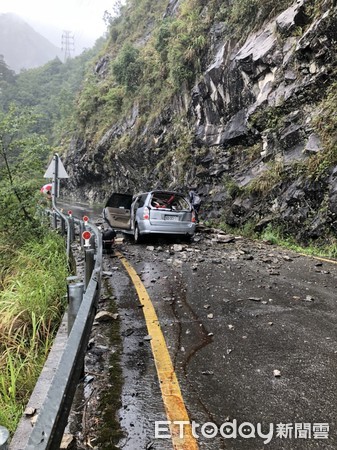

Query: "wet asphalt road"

xmin=103 ymin=232 xmax=337 ymax=450
xmin=60 ymin=200 xmax=337 ymax=449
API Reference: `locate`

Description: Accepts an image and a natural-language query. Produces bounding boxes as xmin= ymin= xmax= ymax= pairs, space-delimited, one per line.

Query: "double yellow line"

xmin=116 ymin=251 xmax=198 ymax=450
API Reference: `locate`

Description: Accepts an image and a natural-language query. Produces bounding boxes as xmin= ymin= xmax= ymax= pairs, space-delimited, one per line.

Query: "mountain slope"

xmin=63 ymin=0 xmax=337 ymax=247
xmin=0 ymin=13 xmax=63 ymax=72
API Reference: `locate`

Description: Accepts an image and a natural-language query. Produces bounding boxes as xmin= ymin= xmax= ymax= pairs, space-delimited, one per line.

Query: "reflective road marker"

xmin=116 ymin=251 xmax=199 ymax=450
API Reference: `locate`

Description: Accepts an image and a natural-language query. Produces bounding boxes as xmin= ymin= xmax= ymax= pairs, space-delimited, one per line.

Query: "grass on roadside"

xmin=0 ymin=231 xmax=68 ymax=432
xmin=205 ymin=220 xmax=337 ymax=260
xmin=259 ymin=224 xmax=337 ymax=259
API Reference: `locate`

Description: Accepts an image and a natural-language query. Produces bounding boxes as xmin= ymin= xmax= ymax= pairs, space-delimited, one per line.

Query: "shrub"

xmin=112 ymin=44 xmax=143 ymax=91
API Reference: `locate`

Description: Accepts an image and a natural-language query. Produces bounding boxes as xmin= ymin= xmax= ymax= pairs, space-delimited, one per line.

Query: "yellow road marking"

xmin=299 ymin=254 xmax=337 ymax=265
xmin=116 ymin=251 xmax=199 ymax=450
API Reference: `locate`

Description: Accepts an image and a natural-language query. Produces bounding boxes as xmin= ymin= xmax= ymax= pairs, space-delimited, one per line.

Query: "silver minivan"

xmin=103 ymin=190 xmax=196 ymax=242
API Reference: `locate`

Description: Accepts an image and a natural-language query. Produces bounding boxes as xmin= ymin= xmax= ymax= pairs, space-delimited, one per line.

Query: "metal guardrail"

xmin=8 ymin=203 xmax=103 ymax=450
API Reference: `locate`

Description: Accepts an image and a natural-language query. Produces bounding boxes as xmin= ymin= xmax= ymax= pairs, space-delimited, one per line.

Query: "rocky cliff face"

xmin=64 ymin=0 xmax=337 ymax=244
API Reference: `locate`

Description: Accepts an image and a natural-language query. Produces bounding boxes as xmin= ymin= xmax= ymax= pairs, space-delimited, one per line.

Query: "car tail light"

xmin=191 ymin=211 xmax=196 ymax=222
xmin=143 ymin=207 xmax=150 ymax=220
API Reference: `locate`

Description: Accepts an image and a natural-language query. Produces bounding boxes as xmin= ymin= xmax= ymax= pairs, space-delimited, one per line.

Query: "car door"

xmin=132 ymin=193 xmax=148 ymax=229
xmin=103 ymin=193 xmax=133 ymax=230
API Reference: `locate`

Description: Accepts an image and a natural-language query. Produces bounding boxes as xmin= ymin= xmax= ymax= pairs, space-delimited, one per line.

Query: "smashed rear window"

xmin=150 ymin=193 xmax=190 ymax=210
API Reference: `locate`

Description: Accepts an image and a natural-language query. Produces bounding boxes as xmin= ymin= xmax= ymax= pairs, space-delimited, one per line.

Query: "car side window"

xmin=133 ymin=197 xmax=140 ymax=211
xmin=134 ymin=194 xmax=146 ymax=211
xmin=138 ymin=194 xmax=147 ymax=208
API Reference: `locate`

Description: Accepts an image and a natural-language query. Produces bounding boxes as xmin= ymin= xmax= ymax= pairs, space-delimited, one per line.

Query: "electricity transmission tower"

xmin=61 ymin=31 xmax=75 ymax=62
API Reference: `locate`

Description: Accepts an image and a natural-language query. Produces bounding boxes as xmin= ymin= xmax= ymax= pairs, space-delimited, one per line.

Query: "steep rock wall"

xmin=65 ymin=0 xmax=337 ymax=243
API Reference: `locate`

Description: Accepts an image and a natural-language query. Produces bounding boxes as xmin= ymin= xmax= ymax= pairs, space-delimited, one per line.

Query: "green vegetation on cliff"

xmin=77 ymin=0 xmax=294 ymax=125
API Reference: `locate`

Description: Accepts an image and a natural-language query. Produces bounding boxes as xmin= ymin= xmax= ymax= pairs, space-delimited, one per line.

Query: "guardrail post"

xmin=84 ymin=249 xmax=95 ymax=290
xmin=79 ymin=221 xmax=85 ymax=248
xmin=67 ymin=281 xmax=84 ymax=335
xmin=52 ymin=211 xmax=58 ymax=229
xmin=90 ymin=234 xmax=96 ymax=252
xmin=68 ymin=217 xmax=75 ymax=243
xmin=60 ymin=216 xmax=66 ymax=235
xmin=0 ymin=426 xmax=9 ymax=450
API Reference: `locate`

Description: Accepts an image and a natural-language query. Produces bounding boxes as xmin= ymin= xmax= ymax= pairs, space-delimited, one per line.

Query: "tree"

xmin=0 ymin=55 xmax=16 ymax=84
xmin=0 ymin=105 xmax=51 ymax=242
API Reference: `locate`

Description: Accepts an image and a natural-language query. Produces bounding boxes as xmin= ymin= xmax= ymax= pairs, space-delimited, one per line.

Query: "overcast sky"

xmin=0 ymin=0 xmax=118 ymax=54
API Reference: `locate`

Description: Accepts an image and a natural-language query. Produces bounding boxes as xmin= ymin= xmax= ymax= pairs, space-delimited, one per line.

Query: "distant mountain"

xmin=0 ymin=13 xmax=63 ymax=72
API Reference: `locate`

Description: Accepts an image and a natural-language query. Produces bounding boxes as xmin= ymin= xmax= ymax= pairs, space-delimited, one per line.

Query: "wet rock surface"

xmin=64 ymin=0 xmax=337 ymax=243
xmin=67 ymin=227 xmax=337 ymax=449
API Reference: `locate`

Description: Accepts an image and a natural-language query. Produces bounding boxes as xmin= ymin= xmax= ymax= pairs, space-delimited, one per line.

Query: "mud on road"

xmin=67 ymin=228 xmax=337 ymax=450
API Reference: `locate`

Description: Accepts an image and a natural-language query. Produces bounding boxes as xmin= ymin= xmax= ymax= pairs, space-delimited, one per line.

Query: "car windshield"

xmin=150 ymin=193 xmax=189 ymax=210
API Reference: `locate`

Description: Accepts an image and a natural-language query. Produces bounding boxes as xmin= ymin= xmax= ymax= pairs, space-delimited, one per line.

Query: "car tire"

xmin=184 ymin=234 xmax=194 ymax=243
xmin=134 ymin=224 xmax=142 ymax=243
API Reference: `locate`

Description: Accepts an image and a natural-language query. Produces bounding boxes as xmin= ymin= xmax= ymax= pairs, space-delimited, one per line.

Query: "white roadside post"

xmin=82 ymin=230 xmax=91 ymax=248
xmin=83 ymin=228 xmax=95 ymax=291
xmin=67 ymin=277 xmax=85 ymax=335
xmin=81 ymin=215 xmax=89 ymax=248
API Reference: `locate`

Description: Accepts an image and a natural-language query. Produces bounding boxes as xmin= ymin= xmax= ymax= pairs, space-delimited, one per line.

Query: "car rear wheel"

xmin=134 ymin=223 xmax=142 ymax=243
